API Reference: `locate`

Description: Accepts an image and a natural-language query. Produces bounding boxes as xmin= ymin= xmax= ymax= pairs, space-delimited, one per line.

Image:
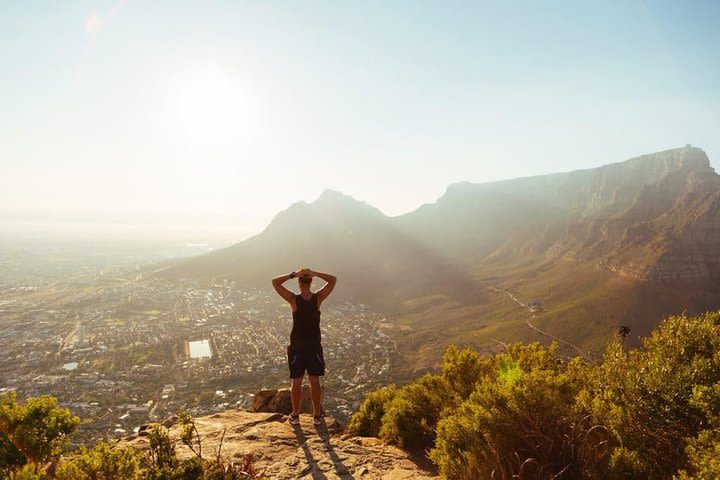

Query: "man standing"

xmin=272 ymin=268 xmax=337 ymax=425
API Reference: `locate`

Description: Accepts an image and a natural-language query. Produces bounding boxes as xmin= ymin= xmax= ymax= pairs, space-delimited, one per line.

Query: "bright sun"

xmin=174 ymin=67 xmax=251 ymax=145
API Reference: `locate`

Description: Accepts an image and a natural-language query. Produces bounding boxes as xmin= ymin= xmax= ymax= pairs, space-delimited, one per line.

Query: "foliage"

xmin=177 ymin=412 xmax=202 ymax=459
xmin=147 ymin=425 xmax=179 ymax=471
xmin=55 ymin=441 xmax=142 ymax=480
xmin=0 ymin=395 xmax=266 ymax=479
xmin=0 ymin=432 xmax=27 ymax=476
xmin=675 ymin=429 xmax=720 ymax=480
xmin=675 ymin=382 xmax=720 ymax=479
xmin=0 ymin=393 xmax=78 ymax=475
xmin=346 ymin=385 xmax=397 ymax=437
xmin=430 ymin=344 xmax=607 ymax=479
xmin=349 ymin=311 xmax=720 ymax=479
xmin=6 ymin=464 xmax=49 ymax=480
xmin=580 ymin=311 xmax=720 ymax=478
xmin=379 ymin=374 xmax=450 ymax=449
xmin=440 ymin=345 xmax=494 ymax=400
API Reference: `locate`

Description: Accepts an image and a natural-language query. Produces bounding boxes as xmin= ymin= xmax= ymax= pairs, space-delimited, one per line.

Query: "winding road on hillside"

xmin=489 ymin=287 xmax=589 ymax=359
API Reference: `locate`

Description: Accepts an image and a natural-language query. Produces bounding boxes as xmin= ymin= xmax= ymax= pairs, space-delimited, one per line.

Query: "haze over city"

xmin=2 ymin=1 xmax=720 ymax=245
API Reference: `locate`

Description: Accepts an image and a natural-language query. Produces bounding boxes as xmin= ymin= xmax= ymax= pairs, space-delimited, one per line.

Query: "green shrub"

xmin=379 ymin=374 xmax=450 ymax=449
xmin=55 ymin=442 xmax=143 ymax=480
xmin=441 ymin=345 xmax=494 ymax=400
xmin=0 ymin=393 xmax=78 ymax=474
xmin=606 ymin=447 xmax=648 ymax=480
xmin=675 ymin=382 xmax=720 ymax=479
xmin=430 ymin=345 xmax=600 ymax=479
xmin=147 ymin=425 xmax=179 ymax=471
xmin=582 ymin=312 xmax=720 ymax=478
xmin=346 ymin=385 xmax=397 ymax=437
xmin=7 ymin=464 xmax=49 ymax=480
xmin=676 ymin=428 xmax=720 ymax=480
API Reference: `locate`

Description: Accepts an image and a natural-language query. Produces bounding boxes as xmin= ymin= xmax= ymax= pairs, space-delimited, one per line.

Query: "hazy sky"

xmin=2 ymin=1 xmax=719 ymax=240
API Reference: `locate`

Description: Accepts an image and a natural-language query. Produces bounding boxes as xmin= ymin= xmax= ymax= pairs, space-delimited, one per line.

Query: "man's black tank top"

xmin=291 ymin=293 xmax=321 ymax=349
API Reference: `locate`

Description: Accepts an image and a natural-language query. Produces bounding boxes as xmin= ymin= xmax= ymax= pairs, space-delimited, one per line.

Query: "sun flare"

xmin=173 ymin=67 xmax=251 ymax=145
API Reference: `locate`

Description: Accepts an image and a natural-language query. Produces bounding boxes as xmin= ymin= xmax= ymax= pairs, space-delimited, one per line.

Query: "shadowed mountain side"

xmin=157 ymin=190 xmax=482 ymax=310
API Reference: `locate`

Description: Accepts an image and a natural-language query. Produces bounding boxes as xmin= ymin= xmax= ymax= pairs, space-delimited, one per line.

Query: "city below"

xmin=0 ymin=241 xmax=396 ymax=445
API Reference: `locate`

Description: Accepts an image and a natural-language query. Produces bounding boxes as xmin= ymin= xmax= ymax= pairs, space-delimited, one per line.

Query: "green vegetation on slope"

xmin=0 ymin=397 xmax=265 ymax=480
xmin=349 ymin=311 xmax=720 ymax=479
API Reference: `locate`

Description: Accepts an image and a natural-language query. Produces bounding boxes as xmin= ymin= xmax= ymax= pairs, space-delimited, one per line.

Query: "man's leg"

xmin=290 ymin=376 xmax=303 ymax=416
xmin=308 ymin=375 xmax=322 ymax=416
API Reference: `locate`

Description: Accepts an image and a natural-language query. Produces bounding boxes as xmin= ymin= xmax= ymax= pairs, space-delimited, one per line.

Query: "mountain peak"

xmin=310 ymin=189 xmax=385 ymax=216
xmin=316 ymin=188 xmax=349 ymax=201
xmin=313 ymin=189 xmax=367 ymax=207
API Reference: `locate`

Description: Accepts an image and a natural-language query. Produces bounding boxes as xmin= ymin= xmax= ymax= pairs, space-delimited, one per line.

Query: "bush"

xmin=606 ymin=447 xmax=648 ymax=480
xmin=346 ymin=385 xmax=397 ymax=437
xmin=0 ymin=392 xmax=268 ymax=479
xmin=55 ymin=442 xmax=143 ymax=480
xmin=379 ymin=374 xmax=450 ymax=449
xmin=7 ymin=464 xmax=50 ymax=480
xmin=0 ymin=393 xmax=78 ymax=475
xmin=581 ymin=311 xmax=720 ymax=478
xmin=676 ymin=429 xmax=720 ymax=480
xmin=675 ymin=382 xmax=720 ymax=479
xmin=440 ymin=345 xmax=494 ymax=400
xmin=430 ymin=345 xmax=602 ymax=479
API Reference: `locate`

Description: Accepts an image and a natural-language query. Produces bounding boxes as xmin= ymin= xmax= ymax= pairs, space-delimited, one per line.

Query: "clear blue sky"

xmin=1 ymin=1 xmax=719 ymax=240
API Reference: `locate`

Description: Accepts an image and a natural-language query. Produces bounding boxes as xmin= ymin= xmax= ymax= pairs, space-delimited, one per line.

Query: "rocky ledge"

xmin=119 ymin=409 xmax=438 ymax=480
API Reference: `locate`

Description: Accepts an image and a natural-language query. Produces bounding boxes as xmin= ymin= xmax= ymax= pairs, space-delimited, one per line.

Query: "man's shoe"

xmin=288 ymin=413 xmax=300 ymax=425
xmin=313 ymin=413 xmax=324 ymax=425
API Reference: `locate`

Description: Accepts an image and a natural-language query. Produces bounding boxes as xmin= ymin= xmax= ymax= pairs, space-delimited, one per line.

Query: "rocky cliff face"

xmin=594 ymin=148 xmax=720 ymax=281
xmin=119 ymin=409 xmax=438 ymax=480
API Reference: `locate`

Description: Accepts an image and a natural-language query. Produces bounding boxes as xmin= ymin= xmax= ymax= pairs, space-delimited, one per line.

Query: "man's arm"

xmin=312 ymin=270 xmax=337 ymax=306
xmin=272 ymin=273 xmax=296 ymax=304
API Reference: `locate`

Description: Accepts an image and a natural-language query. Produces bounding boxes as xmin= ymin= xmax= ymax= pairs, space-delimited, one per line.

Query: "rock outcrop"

xmin=252 ymin=385 xmax=325 ymax=415
xmin=120 ymin=409 xmax=438 ymax=480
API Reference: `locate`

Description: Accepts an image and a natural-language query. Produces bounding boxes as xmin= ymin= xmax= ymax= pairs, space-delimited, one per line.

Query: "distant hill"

xmin=156 ymin=146 xmax=720 ymax=374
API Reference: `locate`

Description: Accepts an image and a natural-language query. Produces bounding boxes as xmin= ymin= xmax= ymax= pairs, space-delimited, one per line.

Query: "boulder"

xmin=252 ymin=385 xmax=325 ymax=415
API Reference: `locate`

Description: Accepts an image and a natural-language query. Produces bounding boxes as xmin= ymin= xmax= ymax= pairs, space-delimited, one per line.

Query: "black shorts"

xmin=287 ymin=345 xmax=325 ymax=378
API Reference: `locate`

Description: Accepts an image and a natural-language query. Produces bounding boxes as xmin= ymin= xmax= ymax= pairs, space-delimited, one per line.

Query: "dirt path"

xmin=489 ymin=287 xmax=589 ymax=359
